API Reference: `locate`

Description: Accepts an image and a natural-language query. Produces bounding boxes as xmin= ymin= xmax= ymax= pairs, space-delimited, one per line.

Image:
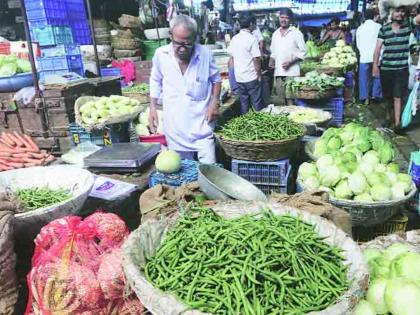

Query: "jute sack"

xmin=123 ymin=200 xmax=369 ymax=315
xmin=0 ymin=210 xmax=18 ymax=315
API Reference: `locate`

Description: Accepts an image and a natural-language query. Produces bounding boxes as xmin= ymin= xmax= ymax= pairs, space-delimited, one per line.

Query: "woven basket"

xmin=122 ymin=92 xmax=149 ymax=104
xmin=297 ymin=180 xmax=418 ymax=227
xmin=215 ymin=134 xmax=302 ymax=161
xmin=111 ymin=38 xmax=141 ymax=50
xmin=292 ymin=86 xmax=338 ymax=100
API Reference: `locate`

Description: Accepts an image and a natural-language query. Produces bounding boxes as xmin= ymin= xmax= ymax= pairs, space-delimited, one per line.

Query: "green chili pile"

xmin=219 ymin=111 xmax=305 ymax=141
xmin=17 ymin=187 xmax=71 ymax=211
xmin=122 ymin=83 xmax=150 ymax=94
xmin=145 ymin=208 xmax=349 ymax=315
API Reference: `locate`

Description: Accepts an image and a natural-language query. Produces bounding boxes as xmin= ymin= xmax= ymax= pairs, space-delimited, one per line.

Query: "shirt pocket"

xmin=187 ymin=79 xmax=209 ymax=101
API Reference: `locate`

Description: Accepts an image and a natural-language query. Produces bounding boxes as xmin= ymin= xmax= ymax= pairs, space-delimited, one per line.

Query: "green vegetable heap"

xmin=145 ymin=208 xmax=349 ymax=314
xmin=355 ymin=244 xmax=420 ymax=315
xmin=0 ymin=55 xmax=32 ymax=77
xmin=298 ymin=123 xmax=413 ymax=202
xmin=306 ymin=41 xmax=321 ymax=58
xmin=322 ymin=40 xmax=357 ymax=69
xmin=285 ymin=71 xmax=344 ymax=94
xmin=122 ymin=83 xmax=150 ymax=94
xmin=219 ymin=111 xmax=305 ymax=141
xmin=17 ymin=187 xmax=71 ymax=211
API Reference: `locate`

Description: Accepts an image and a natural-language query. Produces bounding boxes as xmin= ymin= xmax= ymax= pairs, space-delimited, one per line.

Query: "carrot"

xmin=7 ymin=162 xmax=24 ymax=169
xmin=1 ymin=133 xmax=16 ymax=147
xmin=23 ymin=157 xmax=43 ymax=165
xmin=13 ymin=132 xmax=26 ymax=147
xmin=0 ymin=145 xmax=24 ymax=154
xmin=0 ymin=139 xmax=13 ymax=148
xmin=28 ymin=152 xmax=45 ymax=159
xmin=24 ymin=163 xmax=38 ymax=168
xmin=12 ymin=153 xmax=31 ymax=158
xmin=0 ymin=152 xmax=12 ymax=157
xmin=23 ymin=134 xmax=39 ymax=152
xmin=44 ymin=155 xmax=56 ymax=164
xmin=3 ymin=156 xmax=27 ymax=163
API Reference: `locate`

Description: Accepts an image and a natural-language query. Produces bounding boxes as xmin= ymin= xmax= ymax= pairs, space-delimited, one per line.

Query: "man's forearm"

xmin=254 ymin=58 xmax=262 ymax=78
xmin=211 ymin=82 xmax=221 ymax=106
xmin=150 ymin=97 xmax=159 ymax=109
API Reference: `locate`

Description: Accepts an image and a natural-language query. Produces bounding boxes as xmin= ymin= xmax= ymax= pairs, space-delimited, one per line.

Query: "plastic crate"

xmin=100 ymin=67 xmax=121 ymax=77
xmin=41 ymin=44 xmax=80 ymax=57
xmin=231 ymin=158 xmax=290 ymax=186
xmin=37 ymin=54 xmax=83 ymax=71
xmin=353 ymin=214 xmax=408 ymax=243
xmin=31 ymin=26 xmax=73 ymax=46
xmin=297 ymin=97 xmax=344 ymax=126
xmin=25 ymin=0 xmax=68 ymax=22
xmin=69 ymin=122 xmax=129 ymax=146
xmin=253 ymin=166 xmax=294 ymax=195
xmin=344 ymin=71 xmax=354 ymax=88
xmin=65 ymin=0 xmax=87 ymax=19
xmin=149 ymin=159 xmax=200 ymax=187
xmin=70 ymin=21 xmax=91 ymax=45
xmin=39 ymin=68 xmax=83 ymax=81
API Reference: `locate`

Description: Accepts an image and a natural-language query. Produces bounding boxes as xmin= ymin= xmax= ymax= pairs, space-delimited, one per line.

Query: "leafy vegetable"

xmin=353 ymin=300 xmax=376 ymax=315
xmin=370 ymin=183 xmax=392 ymax=201
xmin=285 ymin=71 xmax=344 ymax=95
xmin=384 ymin=278 xmax=420 ymax=315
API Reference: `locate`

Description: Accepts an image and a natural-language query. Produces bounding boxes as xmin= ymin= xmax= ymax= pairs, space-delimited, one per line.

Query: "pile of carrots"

xmin=0 ymin=132 xmax=55 ymax=172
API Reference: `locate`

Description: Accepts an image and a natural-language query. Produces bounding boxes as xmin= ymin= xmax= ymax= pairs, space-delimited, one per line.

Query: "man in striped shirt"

xmin=372 ymin=6 xmax=411 ymax=129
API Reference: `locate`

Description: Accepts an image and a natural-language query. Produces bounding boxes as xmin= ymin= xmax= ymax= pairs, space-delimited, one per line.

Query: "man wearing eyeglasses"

xmin=149 ymin=15 xmax=222 ymax=163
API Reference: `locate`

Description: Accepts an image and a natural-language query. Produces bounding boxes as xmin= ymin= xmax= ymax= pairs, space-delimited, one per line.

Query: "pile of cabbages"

xmin=298 ymin=123 xmax=414 ymax=202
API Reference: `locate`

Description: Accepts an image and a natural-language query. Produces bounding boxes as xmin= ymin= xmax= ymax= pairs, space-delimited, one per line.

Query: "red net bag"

xmin=25 ymin=212 xmax=143 ymax=315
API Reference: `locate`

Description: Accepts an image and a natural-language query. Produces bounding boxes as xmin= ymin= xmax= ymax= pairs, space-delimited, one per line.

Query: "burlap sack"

xmin=270 ymin=190 xmax=353 ymax=235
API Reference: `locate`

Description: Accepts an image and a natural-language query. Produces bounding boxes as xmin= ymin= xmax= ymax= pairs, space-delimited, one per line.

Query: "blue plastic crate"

xmin=149 ymin=159 xmax=200 ymax=187
xmin=28 ymin=18 xmax=68 ymax=28
xmin=252 ymin=166 xmax=294 ymax=195
xmin=69 ymin=122 xmax=129 ymax=146
xmin=231 ymin=158 xmax=290 ymax=186
xmin=41 ymin=45 xmax=81 ymax=57
xmin=24 ymin=0 xmax=65 ymax=10
xmin=100 ymin=67 xmax=121 ymax=77
xmin=297 ymin=97 xmax=344 ymax=126
xmin=70 ymin=21 xmax=91 ymax=45
xmin=65 ymin=0 xmax=87 ymax=19
xmin=39 ymin=68 xmax=84 ymax=81
xmin=31 ymin=26 xmax=73 ymax=46
xmin=37 ymin=55 xmax=83 ymax=72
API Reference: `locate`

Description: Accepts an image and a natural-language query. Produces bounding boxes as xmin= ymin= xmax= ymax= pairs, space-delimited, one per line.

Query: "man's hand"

xmin=269 ymin=58 xmax=275 ymax=69
xmin=206 ymin=103 xmax=219 ymax=123
xmin=148 ymin=106 xmax=159 ymax=134
xmin=372 ymin=64 xmax=380 ymax=78
xmin=282 ymin=61 xmax=292 ymax=70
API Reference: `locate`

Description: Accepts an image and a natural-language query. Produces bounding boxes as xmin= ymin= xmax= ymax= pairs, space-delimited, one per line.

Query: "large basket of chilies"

xmin=123 ymin=200 xmax=369 ymax=315
xmin=215 ymin=111 xmax=306 ymax=161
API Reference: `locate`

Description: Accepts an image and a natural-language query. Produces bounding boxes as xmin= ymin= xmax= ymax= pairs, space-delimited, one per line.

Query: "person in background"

xmin=373 ymin=6 xmax=412 ymax=130
xmin=269 ymin=8 xmax=306 ymax=106
xmin=149 ymin=15 xmax=221 ymax=163
xmin=320 ymin=17 xmax=345 ymax=45
xmin=356 ymin=9 xmax=383 ymax=105
xmin=252 ymin=23 xmax=265 ymax=53
xmin=228 ymin=14 xmax=264 ymax=114
xmin=199 ymin=2 xmax=210 ymax=41
xmin=320 ymin=24 xmax=328 ymax=40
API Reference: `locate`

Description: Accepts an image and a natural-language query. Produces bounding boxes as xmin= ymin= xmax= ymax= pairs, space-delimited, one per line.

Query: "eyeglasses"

xmin=172 ymin=39 xmax=194 ymax=49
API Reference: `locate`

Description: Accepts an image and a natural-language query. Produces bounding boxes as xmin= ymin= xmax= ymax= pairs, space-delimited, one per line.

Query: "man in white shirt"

xmin=252 ymin=26 xmax=264 ymax=52
xmin=356 ymin=9 xmax=382 ymax=104
xmin=229 ymin=14 xmax=264 ymax=114
xmin=269 ymin=8 xmax=306 ymax=106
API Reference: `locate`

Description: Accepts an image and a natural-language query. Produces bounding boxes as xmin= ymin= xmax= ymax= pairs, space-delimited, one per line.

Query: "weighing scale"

xmin=84 ymin=143 xmax=161 ymax=173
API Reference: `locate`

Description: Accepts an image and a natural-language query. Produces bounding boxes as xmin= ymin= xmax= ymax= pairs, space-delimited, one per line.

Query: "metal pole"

xmin=151 ymin=0 xmax=161 ymax=44
xmin=85 ymin=0 xmax=102 ymax=76
xmin=19 ymin=0 xmax=40 ymax=94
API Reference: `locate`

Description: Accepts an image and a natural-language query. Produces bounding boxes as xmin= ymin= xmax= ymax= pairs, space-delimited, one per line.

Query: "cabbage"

xmin=319 ymin=165 xmax=341 ymax=187
xmin=367 ymin=172 xmax=388 ymax=187
xmin=353 ymin=300 xmax=376 ymax=315
xmin=0 ymin=63 xmax=17 ymax=76
xmin=391 ymin=185 xmax=405 ymax=200
xmin=342 ymin=151 xmax=356 ymax=164
xmin=338 ymin=130 xmax=353 ymax=144
xmin=364 ymin=248 xmax=382 ymax=263
xmin=346 ymin=161 xmax=358 ymax=173
xmin=371 ymin=183 xmax=392 ymax=201
xmin=327 ymin=136 xmax=342 ymax=152
xmin=316 ymin=154 xmax=334 ymax=170
xmin=321 ymin=127 xmax=338 ymax=141
xmin=387 ymin=163 xmax=400 ymax=174
xmin=371 ymin=258 xmax=392 ymax=279
xmin=358 ymin=162 xmax=374 ymax=177
xmin=314 ymin=139 xmax=328 ymax=158
xmin=303 ymin=176 xmax=320 ymax=190
xmin=378 ymin=143 xmax=394 ymax=164
xmin=362 ymin=150 xmax=380 ymax=166
xmin=382 ymin=244 xmax=413 ymax=262
xmin=375 ymin=163 xmax=387 ymax=173
xmin=392 ymin=252 xmax=420 ymax=284
xmin=384 ymin=278 xmax=420 ymax=315
xmin=336 ymin=40 xmax=346 ymax=47
xmin=318 ymin=186 xmax=333 ymax=193
xmin=155 ymin=150 xmax=182 ymax=173
xmin=135 ymin=124 xmax=150 ymax=136
xmin=334 ymin=179 xmax=352 ymax=199
xmin=386 ymin=172 xmax=397 ymax=183
xmin=348 ymin=172 xmax=367 ymax=195
xmin=16 ymin=59 xmax=31 ymax=73
xmin=366 ymin=278 xmax=389 ymax=314
xmin=298 ymin=162 xmax=318 ymax=180
xmin=354 ymin=193 xmax=373 ymax=202
xmin=139 ymin=112 xmax=149 ymax=125
xmin=355 ymin=138 xmax=371 ymax=153
xmin=396 ymin=173 xmax=413 ymax=193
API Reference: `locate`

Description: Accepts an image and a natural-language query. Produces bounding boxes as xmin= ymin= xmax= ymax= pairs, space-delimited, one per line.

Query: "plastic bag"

xmin=25 ymin=212 xmax=144 ymax=315
xmin=409 ymin=151 xmax=420 ymax=188
xmin=402 ymin=81 xmax=419 ymax=128
xmin=111 ymin=59 xmax=136 ymax=84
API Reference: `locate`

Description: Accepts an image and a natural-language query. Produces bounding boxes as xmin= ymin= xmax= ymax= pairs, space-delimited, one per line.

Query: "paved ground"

xmin=344 ymin=100 xmax=420 ymax=231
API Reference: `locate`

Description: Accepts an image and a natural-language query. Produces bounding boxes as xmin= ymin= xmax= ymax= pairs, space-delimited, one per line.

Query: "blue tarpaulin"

xmin=297 ymin=13 xmax=348 ymax=27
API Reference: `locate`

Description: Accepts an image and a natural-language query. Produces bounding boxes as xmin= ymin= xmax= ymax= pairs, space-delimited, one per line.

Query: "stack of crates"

xmin=231 ymin=159 xmax=294 ymax=195
xmin=24 ymin=0 xmax=90 ymax=81
xmin=297 ymin=97 xmax=344 ymax=126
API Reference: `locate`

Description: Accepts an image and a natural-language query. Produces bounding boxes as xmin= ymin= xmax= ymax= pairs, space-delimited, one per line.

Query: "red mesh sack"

xmin=25 ymin=212 xmax=140 ymax=315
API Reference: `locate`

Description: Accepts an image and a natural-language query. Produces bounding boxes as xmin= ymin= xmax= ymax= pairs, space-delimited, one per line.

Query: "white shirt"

xmin=356 ymin=20 xmax=381 ymax=63
xmin=270 ymin=27 xmax=306 ymax=77
xmin=229 ymin=30 xmax=261 ymax=83
xmin=252 ymin=27 xmax=264 ymax=43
